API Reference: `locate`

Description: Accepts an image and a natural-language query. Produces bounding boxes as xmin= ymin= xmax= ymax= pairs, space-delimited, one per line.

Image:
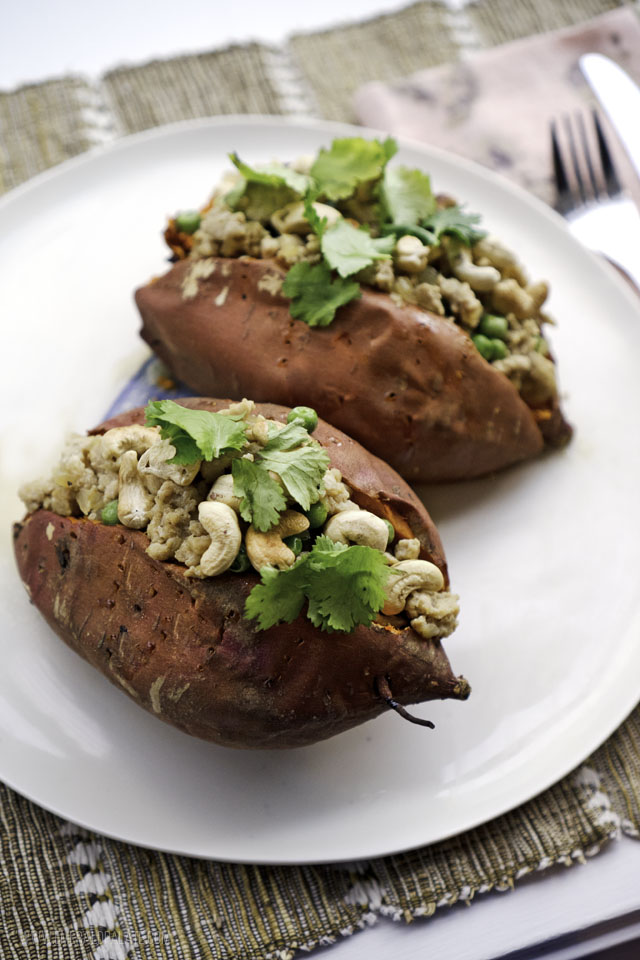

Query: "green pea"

xmin=100 ymin=500 xmax=120 ymax=525
xmin=478 ymin=313 xmax=509 ymax=341
xmin=175 ymin=210 xmax=201 ymax=235
xmin=384 ymin=519 xmax=395 ymax=545
xmin=535 ymin=336 xmax=550 ymax=356
xmin=284 ymin=535 xmax=303 ymax=556
xmin=306 ymin=502 xmax=328 ymax=528
xmin=490 ymin=339 xmax=508 ymax=360
xmin=287 ymin=406 xmax=318 ymax=433
xmin=230 ymin=546 xmax=251 ymax=573
xmin=472 ymin=334 xmax=496 ymax=361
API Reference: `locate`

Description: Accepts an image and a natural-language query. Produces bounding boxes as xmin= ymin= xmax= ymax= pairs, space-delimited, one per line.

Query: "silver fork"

xmin=551 ymin=109 xmax=640 ymax=290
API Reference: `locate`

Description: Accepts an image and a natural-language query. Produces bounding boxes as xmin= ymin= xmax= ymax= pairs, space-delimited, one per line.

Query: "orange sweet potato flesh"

xmin=13 ymin=399 xmax=469 ymax=750
xmin=135 ymin=258 xmax=572 ymax=483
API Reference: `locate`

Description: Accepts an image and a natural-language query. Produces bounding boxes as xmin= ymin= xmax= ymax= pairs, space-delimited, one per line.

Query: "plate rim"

xmin=2 ymin=113 xmax=639 ymax=864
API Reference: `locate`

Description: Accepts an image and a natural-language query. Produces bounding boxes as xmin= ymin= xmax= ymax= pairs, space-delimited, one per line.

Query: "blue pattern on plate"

xmin=104 ymin=357 xmax=197 ymax=419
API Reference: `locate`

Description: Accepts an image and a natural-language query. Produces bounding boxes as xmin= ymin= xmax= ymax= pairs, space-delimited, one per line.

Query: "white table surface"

xmin=3 ymin=3 xmax=640 ymax=958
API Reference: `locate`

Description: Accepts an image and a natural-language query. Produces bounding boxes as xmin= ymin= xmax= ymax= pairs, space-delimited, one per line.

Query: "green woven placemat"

xmin=0 ymin=758 xmax=624 ymax=959
xmin=2 ymin=1 xmax=638 ymax=957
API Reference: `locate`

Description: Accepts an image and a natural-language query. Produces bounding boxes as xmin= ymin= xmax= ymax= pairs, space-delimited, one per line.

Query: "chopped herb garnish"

xmin=321 ymin=220 xmax=395 ymax=278
xmin=144 ymin=400 xmax=248 ymax=464
xmin=381 ymin=165 xmax=437 ymax=225
xmin=229 ymin=154 xmax=311 ymax=195
xmin=310 ymin=136 xmax=397 ymax=202
xmin=258 ymin=433 xmax=329 ymax=511
xmin=231 ymin=458 xmax=287 ymax=532
xmin=420 ymin=205 xmax=486 ymax=246
xmin=282 ymin=261 xmax=361 ymax=327
xmin=244 ymin=536 xmax=391 ymax=633
xmin=230 ymin=424 xmax=330 ymax=529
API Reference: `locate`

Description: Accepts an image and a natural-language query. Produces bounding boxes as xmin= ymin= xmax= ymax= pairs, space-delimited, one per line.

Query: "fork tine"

xmin=563 ymin=115 xmax=587 ymax=205
xmin=576 ymin=112 xmax=600 ymax=199
xmin=551 ymin=119 xmax=574 ymax=214
xmin=592 ymin=108 xmax=622 ymax=198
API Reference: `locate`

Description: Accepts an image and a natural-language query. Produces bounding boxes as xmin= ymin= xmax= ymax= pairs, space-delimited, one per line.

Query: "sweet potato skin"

xmin=14 ymin=400 xmax=469 ymax=749
xmin=135 ymin=258 xmax=571 ymax=482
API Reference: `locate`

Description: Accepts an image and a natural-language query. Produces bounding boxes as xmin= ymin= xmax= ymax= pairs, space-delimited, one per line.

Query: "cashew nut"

xmin=394 ymin=538 xmax=421 ymax=561
xmin=117 ymin=450 xmax=154 ymax=529
xmin=437 ymin=276 xmax=483 ymax=328
xmin=394 ymin=234 xmax=430 ymax=274
xmin=323 ymin=509 xmax=389 ymax=552
xmin=245 ymin=510 xmax=309 ymax=571
xmin=382 ymin=559 xmax=445 ymax=615
xmin=451 ymin=248 xmax=501 ymax=292
xmin=195 ymin=502 xmax=242 ymax=577
xmin=207 ymin=473 xmax=241 ymax=512
xmin=491 ymin=278 xmax=536 ymax=320
xmin=271 ymin=200 xmax=341 ymax=236
xmin=97 ymin=425 xmax=160 ymax=463
xmin=473 ymin=235 xmax=528 ymax=285
xmin=138 ymin=439 xmax=201 ymax=486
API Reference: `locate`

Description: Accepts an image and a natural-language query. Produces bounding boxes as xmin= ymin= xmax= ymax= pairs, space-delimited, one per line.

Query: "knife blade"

xmin=579 ymin=53 xmax=640 ymax=181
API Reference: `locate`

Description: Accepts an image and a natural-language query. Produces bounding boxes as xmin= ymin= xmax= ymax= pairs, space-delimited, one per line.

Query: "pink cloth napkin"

xmin=354 ymin=7 xmax=640 ymax=208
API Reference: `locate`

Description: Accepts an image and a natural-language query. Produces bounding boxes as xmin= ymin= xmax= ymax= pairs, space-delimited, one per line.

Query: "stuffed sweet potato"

xmin=135 ymin=136 xmax=572 ymax=483
xmin=14 ymin=397 xmax=469 ymax=749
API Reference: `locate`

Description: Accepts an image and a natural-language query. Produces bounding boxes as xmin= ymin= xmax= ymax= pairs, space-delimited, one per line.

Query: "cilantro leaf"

xmin=381 ymin=165 xmax=437 ymax=225
xmin=144 ymin=400 xmax=248 ymax=464
xmin=305 ymin=537 xmax=391 ymax=633
xmin=244 ymin=563 xmax=308 ymax=629
xmin=282 ymin=261 xmax=361 ymax=327
xmin=226 ymin=154 xmax=311 ymax=222
xmin=311 ymin=136 xmax=398 ymax=202
xmin=244 ymin=536 xmax=391 ymax=633
xmin=231 ymin=458 xmax=287 ymax=532
xmin=321 ymin=220 xmax=395 ymax=278
xmin=258 ymin=441 xmax=329 ymax=511
xmin=231 ymin=182 xmax=296 ymax=223
xmin=420 ymin=205 xmax=486 ymax=246
xmin=263 ymin=421 xmax=311 ymax=452
xmin=303 ymin=192 xmax=329 ymax=241
xmin=229 ymin=153 xmax=311 ymax=195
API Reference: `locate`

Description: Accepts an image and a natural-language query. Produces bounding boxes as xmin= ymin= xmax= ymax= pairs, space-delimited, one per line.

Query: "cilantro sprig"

xmin=282 ymin=261 xmax=361 ymax=327
xmin=232 ymin=458 xmax=286 ymax=532
xmin=228 ymin=153 xmax=311 ymax=195
xmin=310 ymin=136 xmax=397 ymax=202
xmin=225 ymin=135 xmax=487 ymax=328
xmin=226 ymin=154 xmax=311 ymax=221
xmin=231 ymin=423 xmax=330 ymax=531
xmin=144 ymin=400 xmax=248 ymax=464
xmin=244 ymin=536 xmax=391 ymax=633
xmin=381 ymin=165 xmax=437 ymax=225
xmin=320 ymin=220 xmax=395 ymax=278
xmin=420 ymin=205 xmax=486 ymax=246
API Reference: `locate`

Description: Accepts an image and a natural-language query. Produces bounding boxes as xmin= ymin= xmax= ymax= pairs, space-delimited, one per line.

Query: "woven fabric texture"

xmin=468 ymin=0 xmax=628 ymax=45
xmin=103 ymin=45 xmax=283 ymax=135
xmin=288 ymin=1 xmax=457 ymax=122
xmin=2 ymin=0 xmax=639 ymax=957
xmin=0 ymin=760 xmax=622 ymax=960
xmin=0 ymin=77 xmax=94 ymax=193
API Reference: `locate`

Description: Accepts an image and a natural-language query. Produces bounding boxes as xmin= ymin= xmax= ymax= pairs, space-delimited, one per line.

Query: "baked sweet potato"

xmin=14 ymin=398 xmax=469 ymax=749
xmin=135 ymin=135 xmax=572 ymax=482
xmin=136 ymin=257 xmax=570 ymax=482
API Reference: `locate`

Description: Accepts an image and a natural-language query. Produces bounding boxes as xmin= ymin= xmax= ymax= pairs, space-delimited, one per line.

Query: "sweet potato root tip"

xmin=376 ymin=675 xmax=435 ymax=729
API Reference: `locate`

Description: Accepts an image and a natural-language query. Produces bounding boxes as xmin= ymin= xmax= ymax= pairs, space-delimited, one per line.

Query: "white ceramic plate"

xmin=2 ymin=117 xmax=640 ymax=865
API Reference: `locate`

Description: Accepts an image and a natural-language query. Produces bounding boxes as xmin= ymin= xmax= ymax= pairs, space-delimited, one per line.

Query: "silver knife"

xmin=579 ymin=53 xmax=640 ymax=181
xmin=573 ymin=53 xmax=640 ymax=291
